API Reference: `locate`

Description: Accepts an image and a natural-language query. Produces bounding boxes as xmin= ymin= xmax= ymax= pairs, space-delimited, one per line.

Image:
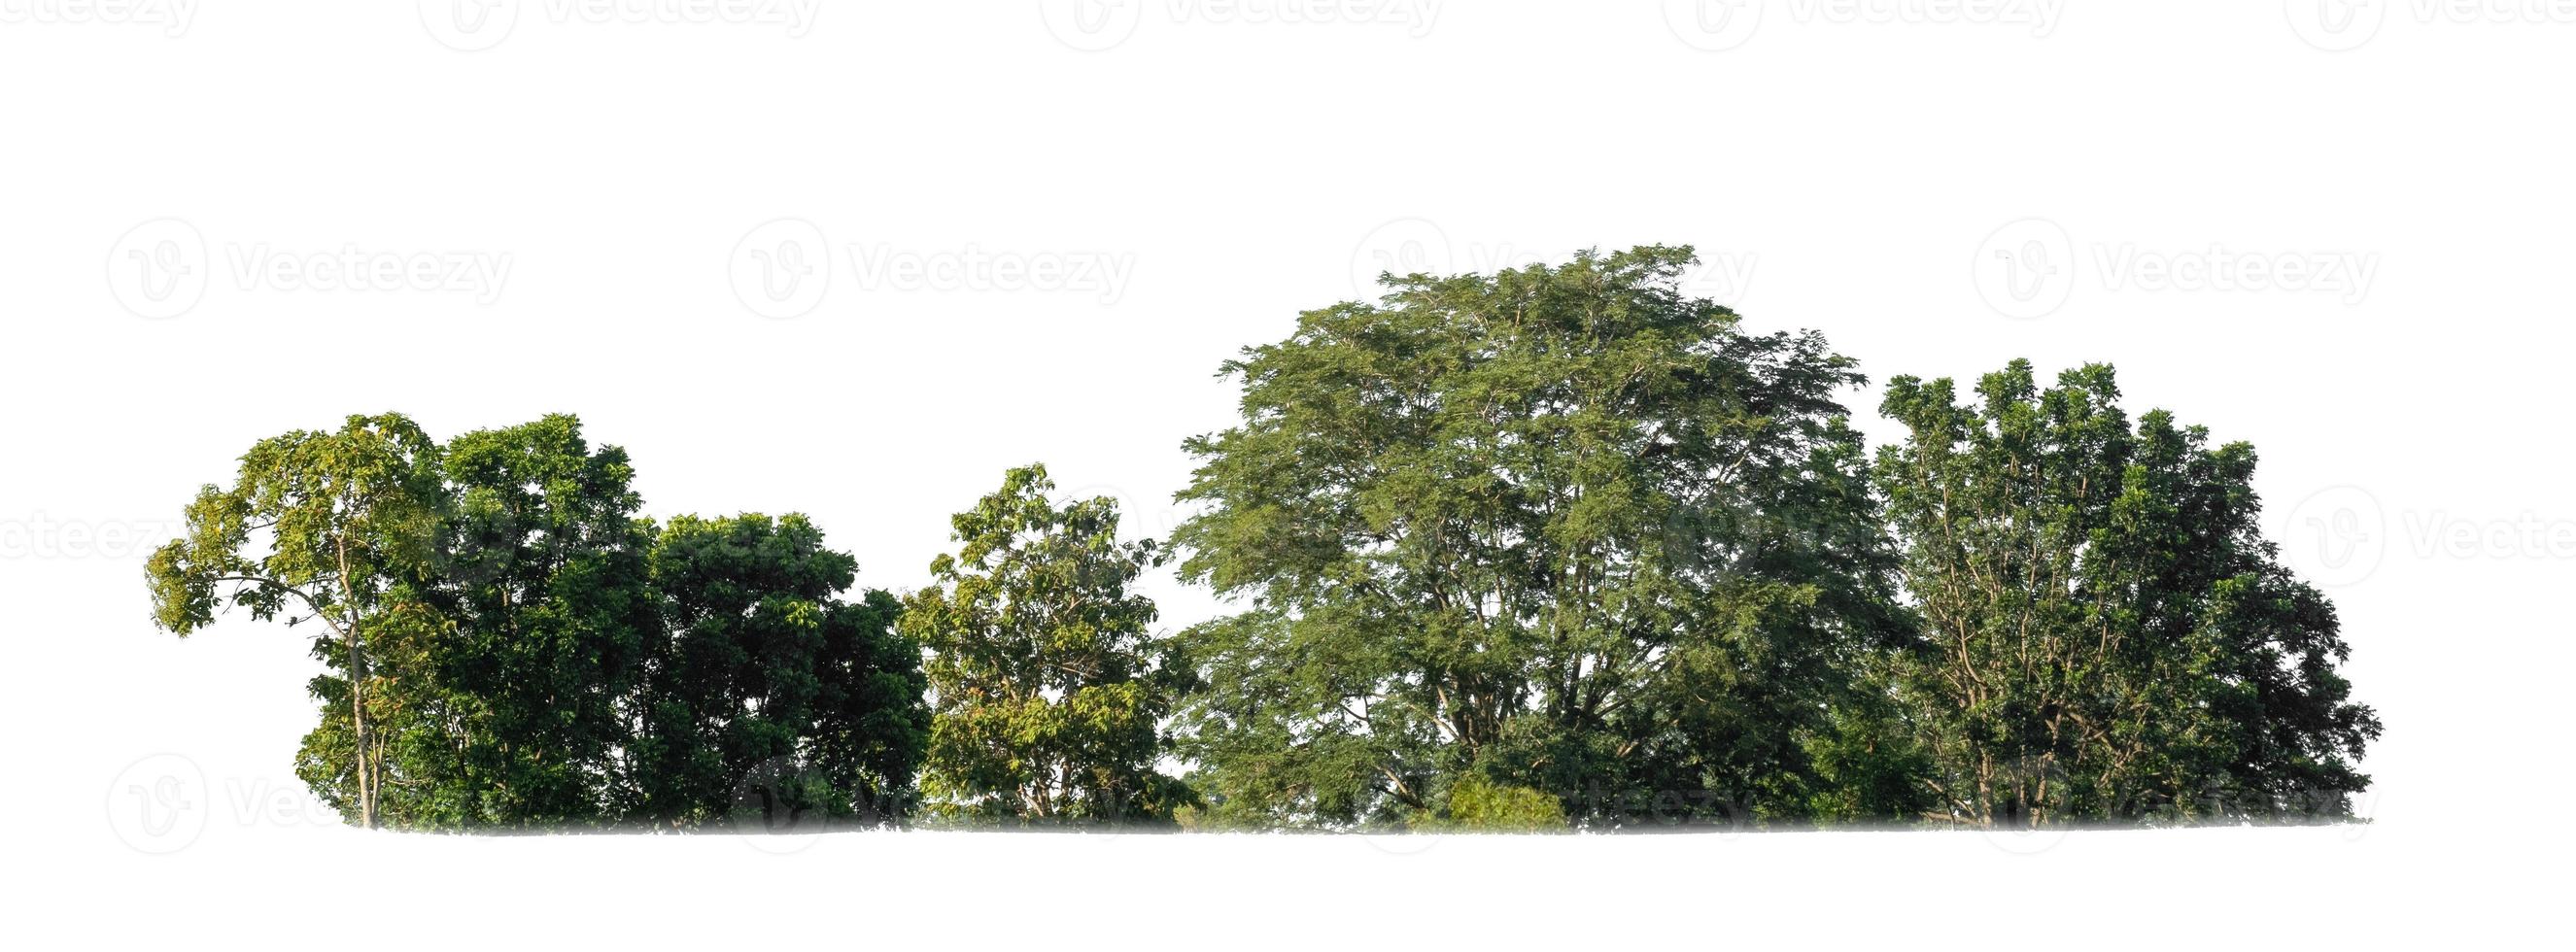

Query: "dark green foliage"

xmin=1873 ymin=360 xmax=2381 ymax=825
xmin=431 ymin=418 xmax=661 ymax=826
xmin=625 ymin=514 xmax=929 ymax=830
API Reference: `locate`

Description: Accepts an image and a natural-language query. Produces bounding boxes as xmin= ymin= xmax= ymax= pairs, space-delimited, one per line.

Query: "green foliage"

xmin=147 ymin=413 xmax=445 ymax=829
xmin=903 ymin=464 xmax=1196 ymax=825
xmin=1873 ymin=360 xmax=2382 ymax=826
xmin=1169 ymin=247 xmax=1912 ymax=830
xmin=626 ymin=513 xmax=929 ymax=830
xmin=296 ymin=416 xmax=666 ymax=830
xmin=152 ymin=417 xmax=925 ymax=833
xmin=144 ymin=260 xmax=2384 ymax=836
xmin=1434 ymin=774 xmax=1568 ymax=832
xmin=1798 ymin=695 xmax=1940 ymax=824
xmin=425 ymin=417 xmax=662 ymax=827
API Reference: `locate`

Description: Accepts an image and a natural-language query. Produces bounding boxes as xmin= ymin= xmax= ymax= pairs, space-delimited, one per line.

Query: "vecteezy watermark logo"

xmin=1041 ymin=0 xmax=1443 ymax=52
xmin=1666 ymin=0 xmax=2064 ymax=51
xmin=1040 ymin=0 xmax=1145 ymax=51
xmin=2091 ymin=244 xmax=2381 ymax=306
xmin=419 ymin=0 xmax=820 ymax=51
xmin=0 ymin=0 xmax=198 ymax=35
xmin=728 ymin=220 xmax=1140 ymax=318
xmin=108 ymin=754 xmax=210 ymax=854
xmin=1683 ymin=252 xmax=1761 ymax=309
xmin=730 ymin=218 xmax=833 ymax=319
xmin=106 ymin=754 xmax=343 ymax=852
xmin=2280 ymin=487 xmax=2576 ymax=586
xmin=1663 ymin=0 xmax=1765 ymax=51
xmin=1972 ymin=218 xmax=2077 ymax=321
xmin=419 ymin=0 xmax=521 ymax=51
xmin=729 ymin=756 xmax=828 ymax=854
xmin=2284 ymin=0 xmax=2387 ymax=51
xmin=0 ymin=514 xmax=186 ymax=560
xmin=2399 ymin=511 xmax=2576 ymax=561
xmin=108 ymin=219 xmax=208 ymax=320
xmin=226 ymin=245 xmax=514 ymax=303
xmin=2280 ymin=486 xmax=2387 ymax=589
xmin=1349 ymin=218 xmax=1455 ymax=300
xmin=1972 ymin=218 xmax=2383 ymax=319
xmin=844 ymin=244 xmax=1137 ymax=300
xmin=2287 ymin=0 xmax=2576 ymax=51
xmin=105 ymin=219 xmax=515 ymax=319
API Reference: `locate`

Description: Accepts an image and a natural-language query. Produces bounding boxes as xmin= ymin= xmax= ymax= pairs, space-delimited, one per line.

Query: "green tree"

xmin=1169 ymin=247 xmax=1911 ymax=830
xmin=398 ymin=415 xmax=661 ymax=829
xmin=282 ymin=416 xmax=666 ymax=831
xmin=903 ymin=465 xmax=1196 ymax=825
xmin=1432 ymin=774 xmax=1569 ymax=832
xmin=1873 ymin=360 xmax=2381 ymax=826
xmin=148 ymin=416 xmax=933 ymax=833
xmin=146 ymin=414 xmax=446 ymax=830
xmin=626 ymin=514 xmax=928 ymax=831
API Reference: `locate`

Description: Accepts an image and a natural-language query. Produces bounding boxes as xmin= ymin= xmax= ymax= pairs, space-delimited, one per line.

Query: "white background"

xmin=2 ymin=1 xmax=2565 ymax=946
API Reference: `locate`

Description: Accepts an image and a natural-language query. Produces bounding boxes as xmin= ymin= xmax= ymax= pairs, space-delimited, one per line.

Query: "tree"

xmin=399 ymin=415 xmax=661 ymax=829
xmin=1168 ymin=247 xmax=1911 ymax=830
xmin=146 ymin=414 xmax=446 ymax=830
xmin=902 ymin=465 xmax=1196 ymax=825
xmin=625 ymin=513 xmax=928 ymax=831
xmin=152 ymin=417 xmax=933 ymax=833
xmin=1873 ymin=360 xmax=2382 ymax=826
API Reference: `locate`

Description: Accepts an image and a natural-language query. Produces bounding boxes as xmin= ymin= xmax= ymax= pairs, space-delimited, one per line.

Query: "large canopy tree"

xmin=903 ymin=464 xmax=1196 ymax=825
xmin=1873 ymin=360 xmax=2382 ymax=826
xmin=146 ymin=413 xmax=447 ymax=830
xmin=1170 ymin=246 xmax=1917 ymax=830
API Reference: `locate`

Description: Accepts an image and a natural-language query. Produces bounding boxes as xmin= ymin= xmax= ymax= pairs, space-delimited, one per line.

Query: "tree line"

xmin=146 ymin=246 xmax=2380 ymax=833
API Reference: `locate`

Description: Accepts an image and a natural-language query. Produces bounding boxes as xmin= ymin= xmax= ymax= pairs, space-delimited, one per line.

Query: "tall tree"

xmin=1873 ymin=360 xmax=2381 ymax=825
xmin=1169 ymin=247 xmax=1912 ymax=830
xmin=626 ymin=513 xmax=928 ymax=831
xmin=406 ymin=415 xmax=661 ymax=828
xmin=146 ymin=414 xmax=446 ymax=830
xmin=272 ymin=417 xmax=664 ymax=830
xmin=903 ymin=465 xmax=1196 ymax=825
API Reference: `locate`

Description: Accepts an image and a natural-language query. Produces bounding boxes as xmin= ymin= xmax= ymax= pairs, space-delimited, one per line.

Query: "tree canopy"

xmin=626 ymin=513 xmax=927 ymax=831
xmin=1168 ymin=246 xmax=1917 ymax=830
xmin=150 ymin=415 xmax=926 ymax=833
xmin=144 ymin=248 xmax=2381 ymax=834
xmin=1873 ymin=360 xmax=2381 ymax=825
xmin=147 ymin=413 xmax=445 ymax=829
xmin=903 ymin=464 xmax=1196 ymax=825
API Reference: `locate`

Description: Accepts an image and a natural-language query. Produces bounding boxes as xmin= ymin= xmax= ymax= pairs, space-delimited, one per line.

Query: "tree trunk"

xmin=347 ymin=603 xmax=374 ymax=829
xmin=336 ymin=533 xmax=376 ymax=830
